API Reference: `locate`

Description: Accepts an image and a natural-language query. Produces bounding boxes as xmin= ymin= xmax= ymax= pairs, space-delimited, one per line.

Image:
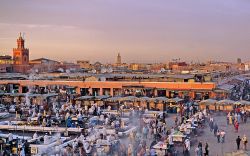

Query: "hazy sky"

xmin=0 ymin=0 xmax=250 ymax=63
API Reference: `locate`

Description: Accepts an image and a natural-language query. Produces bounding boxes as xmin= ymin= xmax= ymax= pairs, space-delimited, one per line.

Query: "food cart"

xmin=152 ymin=141 xmax=167 ymax=155
xmin=171 ymin=131 xmax=186 ymax=143
xmin=30 ymin=117 xmax=39 ymax=125
xmin=179 ymin=123 xmax=195 ymax=135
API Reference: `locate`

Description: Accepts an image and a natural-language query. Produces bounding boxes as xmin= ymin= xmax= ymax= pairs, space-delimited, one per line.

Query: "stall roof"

xmin=76 ymin=96 xmax=94 ymax=101
xmin=76 ymin=95 xmax=110 ymax=101
xmin=120 ymin=96 xmax=139 ymax=102
xmin=139 ymin=96 xmax=151 ymax=102
xmin=42 ymin=93 xmax=58 ymax=98
xmin=234 ymin=100 xmax=250 ymax=105
xmin=168 ymin=97 xmax=184 ymax=103
xmin=216 ymin=84 xmax=234 ymax=91
xmin=107 ymin=96 xmax=123 ymax=102
xmin=10 ymin=93 xmax=27 ymax=97
xmin=199 ymin=99 xmax=217 ymax=105
xmin=94 ymin=95 xmax=110 ymax=100
xmin=217 ymin=99 xmax=235 ymax=105
xmin=8 ymin=93 xmax=58 ymax=98
xmin=151 ymin=97 xmax=169 ymax=102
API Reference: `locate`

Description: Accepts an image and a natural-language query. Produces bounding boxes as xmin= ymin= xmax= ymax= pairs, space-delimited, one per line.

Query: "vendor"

xmin=77 ymin=112 xmax=83 ymax=122
xmin=33 ymin=132 xmax=38 ymax=139
xmin=107 ymin=106 xmax=111 ymax=111
xmin=111 ymin=121 xmax=115 ymax=128
xmin=105 ymin=117 xmax=109 ymax=125
xmin=115 ymin=120 xmax=120 ymax=128
xmin=120 ymin=120 xmax=125 ymax=129
xmin=184 ymin=138 xmax=190 ymax=154
xmin=8 ymin=132 xmax=13 ymax=143
xmin=168 ymin=134 xmax=173 ymax=145
xmin=127 ymin=144 xmax=133 ymax=156
xmin=84 ymin=141 xmax=92 ymax=156
xmin=100 ymin=114 xmax=105 ymax=124
xmin=103 ymin=127 xmax=107 ymax=137
xmin=44 ymin=133 xmax=50 ymax=144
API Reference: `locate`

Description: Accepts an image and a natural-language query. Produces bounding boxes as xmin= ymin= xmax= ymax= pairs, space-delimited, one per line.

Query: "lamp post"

xmin=23 ymin=124 xmax=25 ymax=140
xmin=118 ymin=101 xmax=120 ymax=113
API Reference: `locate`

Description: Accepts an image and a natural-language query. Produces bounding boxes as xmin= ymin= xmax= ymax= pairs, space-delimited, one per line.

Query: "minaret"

xmin=17 ymin=32 xmax=25 ymax=49
xmin=116 ymin=53 xmax=121 ymax=65
xmin=13 ymin=33 xmax=29 ymax=65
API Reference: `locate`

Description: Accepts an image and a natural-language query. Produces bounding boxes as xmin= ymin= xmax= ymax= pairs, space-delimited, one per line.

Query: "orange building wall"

xmin=0 ymin=80 xmax=216 ymax=98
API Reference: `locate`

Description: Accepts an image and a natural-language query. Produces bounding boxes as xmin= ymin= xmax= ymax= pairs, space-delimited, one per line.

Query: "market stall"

xmin=234 ymin=100 xmax=250 ymax=111
xmin=167 ymin=97 xmax=184 ymax=113
xmin=216 ymin=99 xmax=235 ymax=112
xmin=199 ymin=99 xmax=217 ymax=111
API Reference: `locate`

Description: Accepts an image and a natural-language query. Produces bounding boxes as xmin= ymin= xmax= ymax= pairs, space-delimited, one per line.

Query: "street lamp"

xmin=23 ymin=124 xmax=25 ymax=140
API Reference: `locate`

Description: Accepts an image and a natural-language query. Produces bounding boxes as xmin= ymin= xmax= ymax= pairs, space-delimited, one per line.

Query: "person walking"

xmin=236 ymin=136 xmax=241 ymax=150
xmin=216 ymin=130 xmax=220 ymax=143
xmin=229 ymin=114 xmax=233 ymax=125
xmin=209 ymin=118 xmax=214 ymax=132
xmin=220 ymin=130 xmax=226 ymax=143
xmin=127 ymin=144 xmax=133 ymax=156
xmin=175 ymin=116 xmax=178 ymax=126
xmin=213 ymin=123 xmax=218 ymax=136
xmin=237 ymin=113 xmax=241 ymax=124
xmin=234 ymin=121 xmax=239 ymax=133
xmin=142 ymin=126 xmax=148 ymax=139
xmin=234 ymin=113 xmax=238 ymax=122
xmin=204 ymin=143 xmax=209 ymax=156
xmin=184 ymin=139 xmax=190 ymax=156
xmin=197 ymin=142 xmax=203 ymax=156
xmin=195 ymin=146 xmax=199 ymax=156
xmin=242 ymin=135 xmax=248 ymax=150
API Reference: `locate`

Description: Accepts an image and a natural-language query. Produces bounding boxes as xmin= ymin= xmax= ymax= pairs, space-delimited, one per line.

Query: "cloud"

xmin=0 ymin=22 xmax=77 ymax=29
xmin=0 ymin=37 xmax=16 ymax=40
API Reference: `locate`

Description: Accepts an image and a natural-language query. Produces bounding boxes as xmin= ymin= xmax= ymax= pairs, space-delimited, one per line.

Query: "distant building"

xmin=77 ymin=60 xmax=91 ymax=69
xmin=237 ymin=58 xmax=242 ymax=64
xmin=92 ymin=61 xmax=102 ymax=73
xmin=0 ymin=55 xmax=13 ymax=64
xmin=12 ymin=33 xmax=30 ymax=73
xmin=245 ymin=64 xmax=249 ymax=71
xmin=0 ymin=55 xmax=13 ymax=72
xmin=116 ymin=53 xmax=122 ymax=65
xmin=59 ymin=62 xmax=80 ymax=72
xmin=130 ymin=63 xmax=139 ymax=71
xmin=0 ymin=64 xmax=13 ymax=73
xmin=29 ymin=58 xmax=60 ymax=73
xmin=168 ymin=62 xmax=188 ymax=70
xmin=30 ymin=58 xmax=60 ymax=65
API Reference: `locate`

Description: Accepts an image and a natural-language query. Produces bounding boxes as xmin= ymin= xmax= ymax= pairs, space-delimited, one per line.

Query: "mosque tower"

xmin=13 ymin=33 xmax=29 ymax=65
xmin=12 ymin=33 xmax=30 ymax=73
xmin=116 ymin=53 xmax=121 ymax=65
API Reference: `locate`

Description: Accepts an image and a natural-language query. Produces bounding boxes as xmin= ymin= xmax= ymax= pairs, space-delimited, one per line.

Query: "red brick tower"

xmin=13 ymin=33 xmax=30 ymax=73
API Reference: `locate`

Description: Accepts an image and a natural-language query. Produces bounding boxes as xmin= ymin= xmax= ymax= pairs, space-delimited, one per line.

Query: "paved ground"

xmin=2 ymin=112 xmax=250 ymax=155
xmin=143 ymin=113 xmax=250 ymax=156
xmin=187 ymin=112 xmax=250 ymax=156
xmin=122 ymin=113 xmax=250 ymax=156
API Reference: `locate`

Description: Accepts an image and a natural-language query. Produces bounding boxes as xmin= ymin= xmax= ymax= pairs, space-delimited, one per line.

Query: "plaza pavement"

xmin=188 ymin=113 xmax=250 ymax=156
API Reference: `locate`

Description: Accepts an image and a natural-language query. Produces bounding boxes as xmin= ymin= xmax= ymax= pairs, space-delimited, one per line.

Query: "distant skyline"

xmin=0 ymin=0 xmax=250 ymax=63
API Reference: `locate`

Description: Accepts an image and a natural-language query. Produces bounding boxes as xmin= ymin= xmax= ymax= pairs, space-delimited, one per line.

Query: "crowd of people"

xmin=230 ymin=79 xmax=250 ymax=101
xmin=0 ymin=83 xmax=250 ymax=155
